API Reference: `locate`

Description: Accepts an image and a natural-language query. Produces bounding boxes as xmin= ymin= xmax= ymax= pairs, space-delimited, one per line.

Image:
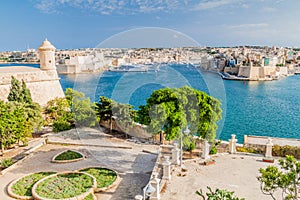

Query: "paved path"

xmin=0 ymin=127 xmax=158 ymax=200
xmin=161 ymin=153 xmax=281 ymax=200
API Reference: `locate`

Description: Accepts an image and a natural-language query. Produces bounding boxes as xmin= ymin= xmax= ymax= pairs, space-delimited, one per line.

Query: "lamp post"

xmin=180 ymin=127 xmax=190 ymax=168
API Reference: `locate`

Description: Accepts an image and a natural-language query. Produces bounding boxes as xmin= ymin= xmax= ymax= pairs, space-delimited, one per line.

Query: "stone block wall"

xmin=100 ymin=118 xmax=152 ymax=139
xmin=0 ymin=67 xmax=64 ymax=106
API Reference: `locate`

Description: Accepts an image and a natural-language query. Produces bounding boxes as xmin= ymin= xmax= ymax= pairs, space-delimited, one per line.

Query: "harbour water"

xmin=2 ymin=63 xmax=300 ymax=142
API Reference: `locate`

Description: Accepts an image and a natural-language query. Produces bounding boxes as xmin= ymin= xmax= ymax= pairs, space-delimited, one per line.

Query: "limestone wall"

xmin=0 ymin=67 xmax=64 ymax=106
xmin=249 ymin=66 xmax=260 ymax=80
xmin=100 ymin=119 xmax=152 ymax=139
xmin=237 ymin=66 xmax=250 ymax=77
xmin=0 ymin=67 xmax=59 ymax=85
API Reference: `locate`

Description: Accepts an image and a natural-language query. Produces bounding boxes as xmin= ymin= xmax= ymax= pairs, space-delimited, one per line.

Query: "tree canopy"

xmin=137 ymin=86 xmax=222 ymax=142
xmin=95 ymin=96 xmax=136 ymax=133
xmin=258 ymin=155 xmax=300 ymax=200
xmin=7 ymin=76 xmax=32 ymax=104
xmin=0 ymin=77 xmax=43 ymax=155
xmin=65 ymin=88 xmax=97 ymax=127
xmin=44 ymin=88 xmax=97 ymax=132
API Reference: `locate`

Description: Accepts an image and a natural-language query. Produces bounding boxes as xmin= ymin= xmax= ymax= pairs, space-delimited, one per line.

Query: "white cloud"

xmin=192 ymin=0 xmax=238 ymax=11
xmin=32 ymin=0 xmax=276 ymax=15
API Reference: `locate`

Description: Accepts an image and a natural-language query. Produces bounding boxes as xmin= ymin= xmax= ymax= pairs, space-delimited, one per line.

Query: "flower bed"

xmin=79 ymin=167 xmax=118 ymax=192
xmin=32 ymin=172 xmax=96 ymax=200
xmin=83 ymin=193 xmax=96 ymax=200
xmin=52 ymin=150 xmax=85 ymax=163
xmin=7 ymin=172 xmax=56 ymax=200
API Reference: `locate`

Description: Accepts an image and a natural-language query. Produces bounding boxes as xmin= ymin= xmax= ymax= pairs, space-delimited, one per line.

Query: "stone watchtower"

xmin=38 ymin=39 xmax=56 ymax=70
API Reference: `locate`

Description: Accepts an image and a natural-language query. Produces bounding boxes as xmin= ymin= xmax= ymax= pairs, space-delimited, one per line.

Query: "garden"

xmin=7 ymin=149 xmax=118 ymax=200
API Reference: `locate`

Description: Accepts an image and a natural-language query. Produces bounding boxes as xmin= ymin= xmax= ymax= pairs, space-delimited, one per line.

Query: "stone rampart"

xmin=0 ymin=66 xmax=64 ymax=106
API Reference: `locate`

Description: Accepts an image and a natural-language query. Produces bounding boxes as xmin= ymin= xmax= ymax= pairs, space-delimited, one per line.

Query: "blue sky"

xmin=0 ymin=0 xmax=299 ymax=51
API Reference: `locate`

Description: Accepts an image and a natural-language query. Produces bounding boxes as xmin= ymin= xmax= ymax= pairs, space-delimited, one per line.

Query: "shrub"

xmin=209 ymin=140 xmax=221 ymax=155
xmin=53 ymin=118 xmax=72 ymax=132
xmin=236 ymin=146 xmax=258 ymax=154
xmin=54 ymin=150 xmax=83 ymax=161
xmin=272 ymin=145 xmax=300 ymax=159
xmin=1 ymin=158 xmax=13 ymax=169
xmin=196 ymin=186 xmax=245 ymax=200
xmin=258 ymin=155 xmax=300 ymax=199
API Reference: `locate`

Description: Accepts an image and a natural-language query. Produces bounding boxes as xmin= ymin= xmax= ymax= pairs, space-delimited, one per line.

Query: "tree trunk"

xmin=0 ymin=142 xmax=4 ymax=156
xmin=160 ymin=132 xmax=163 ymax=144
xmin=109 ymin=117 xmax=113 ymax=134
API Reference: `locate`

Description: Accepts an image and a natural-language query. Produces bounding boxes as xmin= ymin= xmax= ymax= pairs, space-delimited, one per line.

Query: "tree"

xmin=7 ymin=76 xmax=22 ymax=102
xmin=44 ymin=97 xmax=74 ymax=132
xmin=136 ymin=86 xmax=222 ymax=142
xmin=112 ymin=102 xmax=136 ymax=136
xmin=196 ymin=187 xmax=245 ymax=200
xmin=0 ymin=101 xmax=12 ymax=155
xmin=20 ymin=80 xmax=32 ymax=104
xmin=44 ymin=88 xmax=97 ymax=132
xmin=4 ymin=77 xmax=43 ymax=148
xmin=258 ymin=155 xmax=300 ymax=200
xmin=95 ymin=96 xmax=114 ymax=133
xmin=65 ymin=88 xmax=97 ymax=127
xmin=44 ymin=97 xmax=71 ymax=124
xmin=95 ymin=96 xmax=137 ymax=134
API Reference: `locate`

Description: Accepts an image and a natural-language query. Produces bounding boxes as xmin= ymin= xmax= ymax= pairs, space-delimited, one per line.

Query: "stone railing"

xmin=136 ymin=144 xmax=179 ymax=200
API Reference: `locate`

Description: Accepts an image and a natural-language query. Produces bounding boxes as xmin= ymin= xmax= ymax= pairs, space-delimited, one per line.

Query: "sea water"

xmin=2 ymin=63 xmax=300 ymax=142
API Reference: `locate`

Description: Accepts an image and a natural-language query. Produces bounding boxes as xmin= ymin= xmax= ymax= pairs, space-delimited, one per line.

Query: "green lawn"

xmin=80 ymin=168 xmax=117 ymax=189
xmin=11 ymin=172 xmax=56 ymax=197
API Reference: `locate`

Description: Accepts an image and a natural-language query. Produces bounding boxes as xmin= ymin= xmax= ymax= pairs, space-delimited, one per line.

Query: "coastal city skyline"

xmin=1 ymin=0 xmax=300 ymax=51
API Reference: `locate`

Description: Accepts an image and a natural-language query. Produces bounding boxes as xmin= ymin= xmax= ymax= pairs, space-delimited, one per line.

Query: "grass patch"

xmin=1 ymin=157 xmax=13 ymax=169
xmin=80 ymin=168 xmax=117 ymax=189
xmin=11 ymin=172 xmax=56 ymax=197
xmin=54 ymin=150 xmax=83 ymax=161
xmin=84 ymin=193 xmax=94 ymax=200
xmin=35 ymin=173 xmax=94 ymax=199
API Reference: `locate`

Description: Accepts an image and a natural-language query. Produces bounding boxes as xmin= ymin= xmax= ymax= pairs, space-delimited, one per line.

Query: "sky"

xmin=0 ymin=0 xmax=299 ymax=51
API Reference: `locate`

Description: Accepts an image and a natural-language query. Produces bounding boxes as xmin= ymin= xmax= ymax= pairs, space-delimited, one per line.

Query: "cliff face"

xmin=0 ymin=66 xmax=65 ymax=106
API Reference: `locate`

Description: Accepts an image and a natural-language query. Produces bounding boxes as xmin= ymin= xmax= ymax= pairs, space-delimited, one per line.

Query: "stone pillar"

xmin=244 ymin=135 xmax=248 ymax=145
xmin=265 ymin=138 xmax=273 ymax=158
xmin=201 ymin=140 xmax=210 ymax=160
xmin=135 ymin=195 xmax=143 ymax=200
xmin=171 ymin=144 xmax=179 ymax=165
xmin=150 ymin=173 xmax=160 ymax=200
xmin=162 ymin=156 xmax=171 ymax=180
xmin=229 ymin=134 xmax=237 ymax=154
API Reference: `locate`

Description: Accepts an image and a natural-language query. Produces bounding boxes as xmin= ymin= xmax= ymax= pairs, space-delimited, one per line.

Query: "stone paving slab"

xmin=160 ymin=153 xmax=282 ymax=200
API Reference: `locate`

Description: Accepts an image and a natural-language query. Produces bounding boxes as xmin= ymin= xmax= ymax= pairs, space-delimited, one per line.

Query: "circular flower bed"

xmin=7 ymin=172 xmax=56 ymax=200
xmin=79 ymin=167 xmax=118 ymax=192
xmin=32 ymin=172 xmax=96 ymax=200
xmin=52 ymin=150 xmax=85 ymax=163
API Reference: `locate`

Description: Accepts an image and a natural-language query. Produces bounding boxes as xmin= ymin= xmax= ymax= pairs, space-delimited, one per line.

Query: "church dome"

xmin=38 ymin=38 xmax=55 ymax=50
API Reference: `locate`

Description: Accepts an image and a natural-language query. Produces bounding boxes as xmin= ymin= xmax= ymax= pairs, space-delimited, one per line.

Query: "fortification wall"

xmin=238 ymin=66 xmax=250 ymax=77
xmin=0 ymin=67 xmax=64 ymax=106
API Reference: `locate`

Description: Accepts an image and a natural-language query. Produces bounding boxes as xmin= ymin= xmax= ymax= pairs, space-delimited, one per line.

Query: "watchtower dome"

xmin=38 ymin=39 xmax=56 ymax=70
